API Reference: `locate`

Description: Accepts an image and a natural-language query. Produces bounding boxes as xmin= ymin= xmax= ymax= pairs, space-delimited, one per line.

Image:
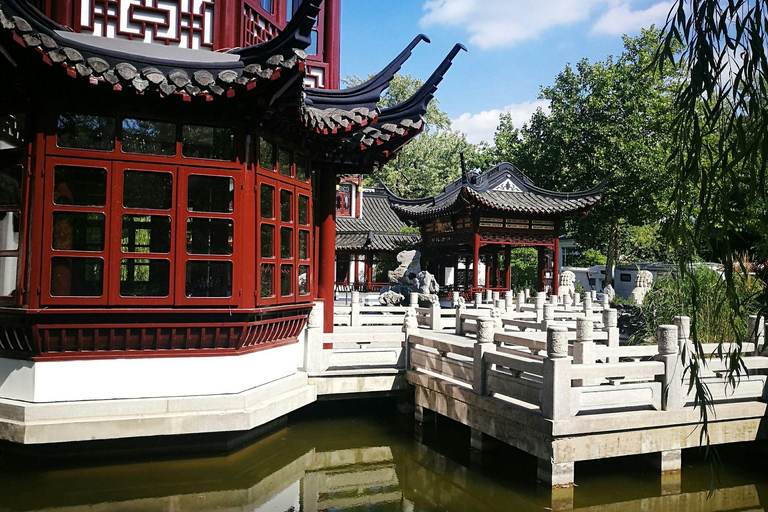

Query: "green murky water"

xmin=0 ymin=399 xmax=767 ymax=511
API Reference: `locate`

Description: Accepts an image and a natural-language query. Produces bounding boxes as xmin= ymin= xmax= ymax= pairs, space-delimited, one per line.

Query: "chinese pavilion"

xmin=335 ymin=186 xmax=420 ymax=292
xmin=0 ymin=0 xmax=463 ymax=408
xmin=385 ymin=163 xmax=607 ymax=295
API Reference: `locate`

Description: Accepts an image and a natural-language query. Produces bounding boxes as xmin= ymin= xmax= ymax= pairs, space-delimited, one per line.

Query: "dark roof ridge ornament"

xmin=460 ymin=152 xmax=469 ymax=185
xmin=229 ymin=0 xmax=322 ymax=65
xmin=376 ymin=42 xmax=467 ymax=126
xmin=305 ymin=33 xmax=431 ymax=111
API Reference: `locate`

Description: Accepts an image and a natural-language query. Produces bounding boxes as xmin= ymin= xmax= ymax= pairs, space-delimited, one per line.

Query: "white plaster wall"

xmin=0 ymin=343 xmax=300 ymax=403
xmin=255 ymin=480 xmax=301 ymax=512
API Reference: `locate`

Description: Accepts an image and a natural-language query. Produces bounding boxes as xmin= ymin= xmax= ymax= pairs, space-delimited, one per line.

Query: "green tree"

xmin=490 ymin=29 xmax=678 ymax=284
xmin=344 ymin=74 xmax=478 ymax=198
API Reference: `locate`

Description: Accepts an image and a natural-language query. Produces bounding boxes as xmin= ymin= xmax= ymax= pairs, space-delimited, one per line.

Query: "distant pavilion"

xmin=385 ymin=163 xmax=606 ymax=295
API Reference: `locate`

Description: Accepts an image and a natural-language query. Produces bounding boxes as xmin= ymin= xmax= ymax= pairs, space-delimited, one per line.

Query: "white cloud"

xmin=590 ymin=2 xmax=673 ymax=36
xmin=451 ymin=100 xmax=550 ymax=144
xmin=420 ymin=0 xmax=673 ymax=49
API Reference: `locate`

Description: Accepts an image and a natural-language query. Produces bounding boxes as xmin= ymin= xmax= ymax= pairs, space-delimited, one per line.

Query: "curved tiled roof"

xmin=386 ymin=162 xmax=606 ymax=219
xmin=336 ymin=189 xmax=420 ymax=251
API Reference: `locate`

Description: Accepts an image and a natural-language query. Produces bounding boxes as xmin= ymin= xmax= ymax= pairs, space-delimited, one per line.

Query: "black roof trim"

xmin=377 ymin=43 xmax=466 ymax=125
xmin=305 ymin=33 xmax=430 ymax=110
xmin=230 ymin=0 xmax=321 ymax=65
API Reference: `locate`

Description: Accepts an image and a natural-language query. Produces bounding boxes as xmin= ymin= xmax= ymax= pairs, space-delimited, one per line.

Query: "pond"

xmin=0 ymin=399 xmax=766 ymax=511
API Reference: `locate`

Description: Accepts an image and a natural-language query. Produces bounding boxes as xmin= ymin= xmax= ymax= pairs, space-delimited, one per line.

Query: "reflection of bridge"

xmin=1 ymin=416 xmax=766 ymax=512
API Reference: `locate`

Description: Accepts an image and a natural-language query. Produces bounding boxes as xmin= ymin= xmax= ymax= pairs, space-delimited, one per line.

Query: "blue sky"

xmin=340 ymin=0 xmax=673 ymax=144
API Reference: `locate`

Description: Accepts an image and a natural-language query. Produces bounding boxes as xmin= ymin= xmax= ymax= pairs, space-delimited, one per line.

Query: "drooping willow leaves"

xmin=655 ymin=0 xmax=768 ymax=445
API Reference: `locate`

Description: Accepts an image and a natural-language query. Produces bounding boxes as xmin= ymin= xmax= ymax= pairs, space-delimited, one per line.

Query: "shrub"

xmin=573 ymin=248 xmax=607 ymax=267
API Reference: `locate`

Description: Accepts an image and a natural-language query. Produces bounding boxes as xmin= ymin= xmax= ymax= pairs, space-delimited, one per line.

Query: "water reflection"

xmin=0 ymin=403 xmax=766 ymax=511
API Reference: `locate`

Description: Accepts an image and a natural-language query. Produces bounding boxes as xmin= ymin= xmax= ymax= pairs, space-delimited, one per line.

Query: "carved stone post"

xmin=304 ymin=302 xmax=327 ymax=373
xmin=748 ymin=315 xmax=765 ymax=356
xmin=573 ymin=292 xmax=581 ymax=307
xmin=409 ymin=292 xmax=419 ymax=308
xmin=583 ymin=295 xmax=593 ymax=317
xmin=350 ymin=290 xmax=361 ymax=326
xmin=495 ymin=299 xmax=506 ymax=315
xmin=474 ymin=292 xmax=483 ymax=309
xmin=473 ymin=318 xmax=496 ymax=396
xmin=492 ymin=291 xmax=500 ymax=303
xmin=429 ymin=301 xmax=442 ymax=331
xmin=451 ymin=291 xmax=460 ymax=308
xmin=455 ymin=302 xmax=466 ymax=336
xmin=591 ymin=290 xmax=598 ymax=301
xmin=602 ymin=308 xmax=619 ymax=363
xmin=542 ymin=326 xmax=571 ymax=420
xmin=563 ymin=293 xmax=573 ymax=311
xmin=573 ymin=317 xmax=595 ymax=386
xmin=485 ymin=289 xmax=493 ymax=304
xmin=550 ymin=294 xmax=559 ymax=306
xmin=543 ymin=304 xmax=556 ymax=329
xmin=656 ymin=325 xmax=684 ymax=410
xmin=673 ymin=315 xmax=692 ymax=359
xmin=403 ymin=307 xmax=419 ymax=372
xmin=505 ymin=290 xmax=515 ymax=311
xmin=517 ymin=291 xmax=526 ymax=312
xmin=535 ymin=293 xmax=546 ymax=322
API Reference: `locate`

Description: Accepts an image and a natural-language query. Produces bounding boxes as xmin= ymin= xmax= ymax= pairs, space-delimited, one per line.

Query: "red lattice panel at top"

xmin=242 ymin=0 xmax=280 ymax=47
xmin=78 ymin=0 xmax=215 ymax=50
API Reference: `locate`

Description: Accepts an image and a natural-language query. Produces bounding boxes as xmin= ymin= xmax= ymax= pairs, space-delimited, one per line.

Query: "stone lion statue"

xmin=602 ymin=284 xmax=615 ymax=303
xmin=558 ymin=270 xmax=576 ymax=298
xmin=629 ymin=270 xmax=654 ymax=305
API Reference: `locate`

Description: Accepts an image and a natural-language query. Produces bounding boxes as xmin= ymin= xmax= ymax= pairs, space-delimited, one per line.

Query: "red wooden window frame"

xmin=40 ymin=157 xmax=112 ymax=306
xmin=256 ymin=174 xmax=278 ymax=306
xmin=109 ymin=162 xmax=177 ymax=306
xmin=175 ymin=166 xmax=242 ymax=307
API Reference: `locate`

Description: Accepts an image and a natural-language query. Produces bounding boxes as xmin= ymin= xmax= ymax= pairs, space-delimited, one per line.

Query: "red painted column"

xmin=317 ymin=169 xmax=336 ymax=333
xmin=553 ymin=238 xmax=560 ymax=296
xmin=537 ymin=247 xmax=545 ymax=292
xmin=214 ymin=0 xmax=241 ymax=50
xmin=473 ymin=232 xmax=480 ymax=292
xmin=505 ymin=246 xmax=512 ymax=290
xmin=323 ymin=0 xmax=341 ymax=89
xmin=51 ymin=2 xmax=74 ymax=28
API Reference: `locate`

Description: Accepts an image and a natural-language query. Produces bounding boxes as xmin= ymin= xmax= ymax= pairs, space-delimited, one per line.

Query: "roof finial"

xmin=460 ymin=152 xmax=468 ymax=184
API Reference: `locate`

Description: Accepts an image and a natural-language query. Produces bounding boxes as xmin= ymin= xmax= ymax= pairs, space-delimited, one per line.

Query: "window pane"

xmin=53 ymin=212 xmax=105 ymax=252
xmin=299 ymin=230 xmax=309 ymax=260
xmin=188 ymin=175 xmax=234 ymax=213
xmin=57 ymin=113 xmax=115 ymax=151
xmin=261 ymin=263 xmax=274 ymax=298
xmin=278 ymin=147 xmax=292 ymax=177
xmin=295 ymin=155 xmax=309 ymax=182
xmin=281 ymin=264 xmax=292 ymax=296
xmin=280 ymin=227 xmax=292 ymax=259
xmin=0 ymin=114 xmax=25 ymax=151
xmin=122 ymin=119 xmax=176 ymax=156
xmin=0 ymin=256 xmax=17 ymax=296
xmin=298 ymin=265 xmax=309 ymax=295
xmin=122 ymin=215 xmax=171 ymax=253
xmin=260 ymin=0 xmax=273 ymax=13
xmin=0 ymin=211 xmax=19 ymax=251
xmin=120 ymin=259 xmax=170 ymax=297
xmin=123 ymin=170 xmax=173 ymax=210
xmin=186 ymin=218 xmax=234 ymax=255
xmin=261 ymin=224 xmax=274 ymax=258
xmin=261 ymin=184 xmax=274 ymax=219
xmin=308 ymin=29 xmax=318 ymax=56
xmin=54 ymin=166 xmax=107 ymax=207
xmin=280 ymin=190 xmax=292 ymax=222
xmin=298 ymin=195 xmax=309 ymax=225
xmin=185 ymin=261 xmax=232 ymax=297
xmin=182 ymin=125 xmax=234 ymax=161
xmin=50 ymin=257 xmax=103 ymax=296
xmin=259 ymin=138 xmax=275 ymax=170
xmin=0 ymin=165 xmax=22 ymax=206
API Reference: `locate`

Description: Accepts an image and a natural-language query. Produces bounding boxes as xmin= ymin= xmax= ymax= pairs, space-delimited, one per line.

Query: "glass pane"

xmin=260 ymin=0 xmax=273 ymax=13
xmin=0 ymin=114 xmax=25 ymax=151
xmin=261 ymin=263 xmax=274 ymax=298
xmin=278 ymin=147 xmax=292 ymax=177
xmin=54 ymin=166 xmax=107 ymax=207
xmin=123 ymin=170 xmax=173 ymax=210
xmin=261 ymin=184 xmax=274 ymax=219
xmin=281 ymin=227 xmax=292 ymax=259
xmin=121 ymin=215 xmax=171 ymax=253
xmin=259 ymin=138 xmax=275 ymax=170
xmin=185 ymin=261 xmax=232 ymax=297
xmin=298 ymin=195 xmax=309 ymax=225
xmin=120 ymin=259 xmax=170 ymax=297
xmin=295 ymin=155 xmax=309 ymax=182
xmin=0 ymin=211 xmax=19 ymax=251
xmin=53 ymin=212 xmax=105 ymax=252
xmin=122 ymin=119 xmax=176 ymax=156
xmin=308 ymin=29 xmax=318 ymax=56
xmin=0 ymin=256 xmax=17 ymax=296
xmin=280 ymin=190 xmax=292 ymax=222
xmin=298 ymin=230 xmax=309 ymax=260
xmin=186 ymin=218 xmax=234 ymax=255
xmin=50 ymin=257 xmax=103 ymax=296
xmin=261 ymin=224 xmax=274 ymax=258
xmin=57 ymin=113 xmax=115 ymax=151
xmin=0 ymin=165 xmax=22 ymax=206
xmin=188 ymin=175 xmax=234 ymax=213
xmin=182 ymin=125 xmax=234 ymax=161
xmin=281 ymin=264 xmax=292 ymax=296
xmin=298 ymin=265 xmax=309 ymax=295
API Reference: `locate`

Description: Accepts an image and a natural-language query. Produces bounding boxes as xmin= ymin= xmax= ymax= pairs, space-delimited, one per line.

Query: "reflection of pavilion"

xmin=385 ymin=163 xmax=606 ymax=295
